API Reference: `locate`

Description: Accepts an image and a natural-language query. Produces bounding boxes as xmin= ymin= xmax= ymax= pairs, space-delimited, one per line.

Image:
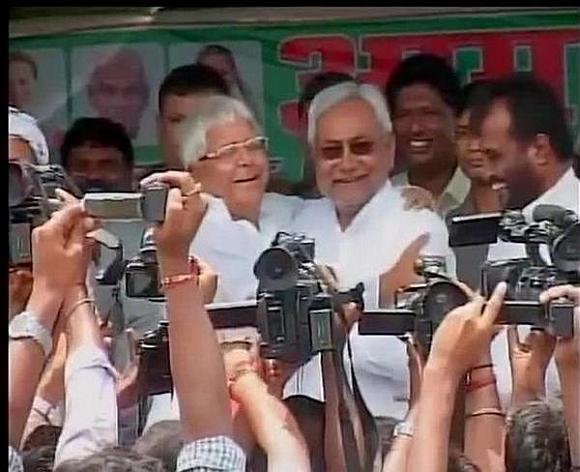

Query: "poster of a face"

xmin=9 ymin=49 xmax=68 ymax=159
xmin=70 ymin=43 xmax=164 ymax=146
xmin=169 ymin=41 xmax=264 ymax=124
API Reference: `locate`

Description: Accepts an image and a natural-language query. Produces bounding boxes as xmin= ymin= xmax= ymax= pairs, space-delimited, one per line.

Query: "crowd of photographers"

xmin=8 ymin=52 xmax=580 ymax=472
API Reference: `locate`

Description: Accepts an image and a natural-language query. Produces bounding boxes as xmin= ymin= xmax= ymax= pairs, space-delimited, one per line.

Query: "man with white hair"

xmin=177 ymin=94 xmax=305 ymax=301
xmin=9 ymin=106 xmax=50 ymax=165
xmin=283 ymin=82 xmax=455 ymax=421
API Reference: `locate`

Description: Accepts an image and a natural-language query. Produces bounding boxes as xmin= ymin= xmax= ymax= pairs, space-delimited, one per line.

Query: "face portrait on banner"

xmin=9 ymin=48 xmax=68 ymax=160
xmin=71 ymin=43 xmax=164 ymax=147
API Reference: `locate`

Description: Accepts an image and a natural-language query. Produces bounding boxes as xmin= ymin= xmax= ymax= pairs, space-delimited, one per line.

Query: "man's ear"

xmin=530 ymin=133 xmax=552 ymax=167
xmin=383 ymin=132 xmax=396 ymax=171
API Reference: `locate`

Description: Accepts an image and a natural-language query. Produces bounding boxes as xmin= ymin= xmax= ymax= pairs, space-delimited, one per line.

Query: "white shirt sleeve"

xmin=53 ymin=344 xmax=118 ymax=467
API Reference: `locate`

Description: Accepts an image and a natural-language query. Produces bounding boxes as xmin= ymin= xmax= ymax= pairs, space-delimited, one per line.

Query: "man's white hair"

xmin=180 ymin=95 xmax=262 ymax=168
xmin=307 ymin=82 xmax=392 ymax=146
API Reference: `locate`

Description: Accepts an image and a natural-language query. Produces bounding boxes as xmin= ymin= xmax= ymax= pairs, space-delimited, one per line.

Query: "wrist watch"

xmin=9 ymin=311 xmax=53 ymax=358
xmin=393 ymin=421 xmax=414 ymax=438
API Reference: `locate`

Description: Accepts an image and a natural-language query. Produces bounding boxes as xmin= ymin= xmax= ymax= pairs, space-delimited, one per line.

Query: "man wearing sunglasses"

xmin=283 ymin=82 xmax=455 ymax=424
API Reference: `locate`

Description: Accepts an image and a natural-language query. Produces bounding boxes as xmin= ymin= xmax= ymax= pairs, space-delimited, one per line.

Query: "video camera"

xmin=9 ymin=162 xmax=82 ymax=265
xmin=449 ymin=205 xmax=578 ymax=335
xmin=136 ymin=232 xmax=365 ymax=395
xmin=8 ymin=161 xmax=170 ymax=267
xmin=360 ymin=207 xmax=577 ymax=352
xmin=359 ymin=257 xmax=469 ymax=354
xmin=137 ymin=302 xmax=260 ymax=396
xmin=254 ymin=232 xmax=364 ymax=364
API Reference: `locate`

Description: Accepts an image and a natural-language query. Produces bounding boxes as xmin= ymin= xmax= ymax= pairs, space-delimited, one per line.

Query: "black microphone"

xmin=533 ymin=204 xmax=578 ymax=228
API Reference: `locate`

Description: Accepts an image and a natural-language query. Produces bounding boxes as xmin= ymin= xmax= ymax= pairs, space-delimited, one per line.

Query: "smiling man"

xmin=469 ymin=73 xmax=579 ymax=408
xmin=283 ymin=81 xmax=455 ymax=422
xmin=386 ymin=53 xmax=470 ymax=217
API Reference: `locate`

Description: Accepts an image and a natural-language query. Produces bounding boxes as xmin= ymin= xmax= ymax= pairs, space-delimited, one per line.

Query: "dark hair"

xmin=197 ymin=44 xmax=235 ymax=65
xmin=60 ymin=117 xmax=134 ymax=169
xmin=385 ymin=53 xmax=462 ymax=115
xmin=54 ymin=446 xmax=164 ymax=472
xmin=10 ymin=51 xmax=38 ymax=79
xmin=505 ymin=400 xmax=571 ymax=472
xmin=448 ymin=448 xmax=481 ymax=472
xmin=22 ymin=445 xmax=55 ymax=472
xmin=458 ymin=79 xmax=494 ymax=117
xmin=158 ymin=64 xmax=229 ymax=113
xmin=470 ymin=73 xmax=574 ymax=162
xmin=133 ymin=420 xmax=184 ymax=472
xmin=298 ymin=71 xmax=354 ymax=119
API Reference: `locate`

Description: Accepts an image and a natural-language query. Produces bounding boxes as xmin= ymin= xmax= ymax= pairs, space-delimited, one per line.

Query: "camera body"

xmin=359 ymin=256 xmax=468 ymax=354
xmin=125 ymin=227 xmax=163 ymax=300
xmin=9 ymin=163 xmax=82 ymax=265
xmin=449 ymin=207 xmax=578 ymax=336
xmin=138 ymin=320 xmax=172 ymax=396
xmin=254 ymin=232 xmax=335 ymax=364
xmin=82 ymin=184 xmax=169 ymax=224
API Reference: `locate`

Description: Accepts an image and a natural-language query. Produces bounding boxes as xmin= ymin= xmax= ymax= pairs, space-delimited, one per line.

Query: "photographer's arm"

xmin=227 ymin=350 xmax=310 ymax=472
xmin=407 ymin=283 xmax=506 ymax=472
xmin=9 ymin=205 xmax=90 ymax=448
xmin=54 ymin=284 xmax=118 ymax=467
xmin=541 ymin=286 xmax=580 ymax=466
xmin=150 ymin=171 xmax=232 ymax=442
xmin=464 ymin=348 xmax=505 ymax=472
xmin=382 ymin=338 xmax=423 ymax=472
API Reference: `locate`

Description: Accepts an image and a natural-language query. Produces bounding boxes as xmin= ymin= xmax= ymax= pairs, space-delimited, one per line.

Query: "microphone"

xmin=532 ymin=204 xmax=578 ymax=228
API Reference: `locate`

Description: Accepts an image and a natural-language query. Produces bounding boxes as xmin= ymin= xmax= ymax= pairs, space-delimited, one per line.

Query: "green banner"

xmin=10 ymin=10 xmax=580 ymax=181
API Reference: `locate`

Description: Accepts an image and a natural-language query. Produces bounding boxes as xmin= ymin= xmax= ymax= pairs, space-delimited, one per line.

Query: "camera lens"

xmin=423 ymin=281 xmax=468 ymax=322
xmin=254 ymin=247 xmax=298 ymax=290
xmin=9 ymin=162 xmax=32 ymax=207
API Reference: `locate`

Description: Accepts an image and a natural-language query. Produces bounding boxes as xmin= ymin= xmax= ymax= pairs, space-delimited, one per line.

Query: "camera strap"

xmin=344 ymin=333 xmax=379 ymax=470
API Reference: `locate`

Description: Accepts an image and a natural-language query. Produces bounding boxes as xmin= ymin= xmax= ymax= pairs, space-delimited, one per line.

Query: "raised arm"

xmin=407 ymin=282 xmax=506 ymax=472
xmin=540 ymin=285 xmax=580 ymax=467
xmin=147 ymin=171 xmax=232 ymax=441
xmin=9 ymin=204 xmax=92 ymax=448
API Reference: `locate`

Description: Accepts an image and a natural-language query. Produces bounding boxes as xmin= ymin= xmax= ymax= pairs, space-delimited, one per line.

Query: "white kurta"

xmin=487 ymin=167 xmax=580 ymax=407
xmin=282 ymin=180 xmax=455 ymax=419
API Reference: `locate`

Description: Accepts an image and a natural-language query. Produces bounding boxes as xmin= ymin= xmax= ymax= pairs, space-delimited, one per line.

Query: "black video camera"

xmin=359 ymin=256 xmax=469 ymax=355
xmin=124 ymin=227 xmax=164 ymax=300
xmin=137 ymin=302 xmax=260 ymax=396
xmin=254 ymin=232 xmax=364 ymax=364
xmin=448 ymin=205 xmax=578 ymax=336
xmin=9 ymin=162 xmax=83 ymax=266
xmin=138 ymin=320 xmax=171 ymax=396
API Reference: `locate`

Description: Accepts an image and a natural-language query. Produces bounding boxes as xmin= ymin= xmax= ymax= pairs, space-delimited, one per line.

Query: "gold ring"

xmin=182 ymin=189 xmax=199 ymax=197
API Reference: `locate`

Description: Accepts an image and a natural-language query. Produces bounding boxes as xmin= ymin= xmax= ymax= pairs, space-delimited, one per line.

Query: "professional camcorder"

xmin=359 ymin=256 xmax=469 ymax=354
xmin=137 ymin=302 xmax=260 ymax=396
xmin=448 ymin=205 xmax=578 ymax=335
xmin=254 ymin=232 xmax=364 ymax=364
xmin=9 ymin=162 xmax=82 ymax=265
xmin=8 ymin=161 xmax=170 ymax=266
xmin=137 ymin=232 xmax=365 ymax=395
xmin=124 ymin=227 xmax=164 ymax=300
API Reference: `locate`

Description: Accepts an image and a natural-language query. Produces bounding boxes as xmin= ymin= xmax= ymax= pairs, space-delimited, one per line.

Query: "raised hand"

xmin=427 ymin=282 xmax=507 ymax=379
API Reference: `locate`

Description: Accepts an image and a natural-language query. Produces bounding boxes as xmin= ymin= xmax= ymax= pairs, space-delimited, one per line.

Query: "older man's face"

xmin=312 ymin=98 xmax=394 ymax=213
xmin=188 ymin=117 xmax=269 ymax=218
xmin=88 ymin=53 xmax=148 ymax=139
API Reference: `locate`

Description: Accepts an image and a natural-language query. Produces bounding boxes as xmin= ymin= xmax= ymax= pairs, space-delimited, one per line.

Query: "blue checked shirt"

xmin=176 ymin=435 xmax=245 ymax=471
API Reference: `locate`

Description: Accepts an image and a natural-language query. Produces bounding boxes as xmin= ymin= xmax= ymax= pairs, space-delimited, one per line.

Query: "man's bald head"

xmin=87 ymin=48 xmax=150 ymax=138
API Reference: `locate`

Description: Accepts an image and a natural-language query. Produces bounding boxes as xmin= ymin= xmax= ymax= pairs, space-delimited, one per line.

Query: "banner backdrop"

xmin=9 ymin=10 xmax=580 ymax=181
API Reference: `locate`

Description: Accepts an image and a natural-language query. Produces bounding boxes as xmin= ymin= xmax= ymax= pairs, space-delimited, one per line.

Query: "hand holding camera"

xmin=427 ymin=282 xmax=507 ymax=379
xmin=140 ymin=171 xmax=207 ymax=261
xmin=28 ymin=204 xmax=96 ymax=311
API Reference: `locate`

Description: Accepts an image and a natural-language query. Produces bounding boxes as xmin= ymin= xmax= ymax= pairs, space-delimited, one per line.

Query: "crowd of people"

xmin=8 ymin=49 xmax=580 ymax=472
